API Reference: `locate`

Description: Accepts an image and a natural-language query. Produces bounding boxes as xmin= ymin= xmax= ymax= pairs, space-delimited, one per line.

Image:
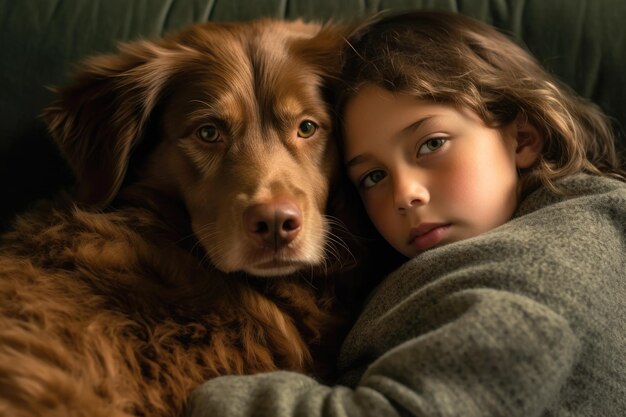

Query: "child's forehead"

xmin=345 ymin=85 xmax=494 ymax=135
xmin=349 ymin=84 xmax=460 ymax=114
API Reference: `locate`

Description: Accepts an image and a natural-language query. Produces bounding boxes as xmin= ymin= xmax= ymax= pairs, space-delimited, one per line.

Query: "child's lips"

xmin=408 ymin=223 xmax=450 ymax=251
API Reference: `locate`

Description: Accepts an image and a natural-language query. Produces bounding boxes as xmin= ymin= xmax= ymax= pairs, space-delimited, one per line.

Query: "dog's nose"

xmin=244 ymin=201 xmax=302 ymax=249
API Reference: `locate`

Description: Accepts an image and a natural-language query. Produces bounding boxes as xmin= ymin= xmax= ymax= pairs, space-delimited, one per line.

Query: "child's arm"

xmin=186 ymin=291 xmax=579 ymax=416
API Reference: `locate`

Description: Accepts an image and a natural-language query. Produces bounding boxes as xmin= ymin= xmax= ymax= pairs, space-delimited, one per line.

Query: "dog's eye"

xmin=297 ymin=120 xmax=317 ymax=139
xmin=196 ymin=125 xmax=220 ymax=143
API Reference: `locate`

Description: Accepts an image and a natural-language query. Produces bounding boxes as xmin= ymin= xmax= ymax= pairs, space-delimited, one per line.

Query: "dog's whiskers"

xmin=316 ymin=217 xmax=357 ymax=269
xmin=323 ymin=214 xmax=375 ymax=242
xmin=294 ymin=267 xmax=318 ymax=290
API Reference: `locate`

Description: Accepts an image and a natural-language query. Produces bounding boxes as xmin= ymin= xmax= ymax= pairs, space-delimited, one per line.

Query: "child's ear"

xmin=513 ymin=117 xmax=543 ymax=169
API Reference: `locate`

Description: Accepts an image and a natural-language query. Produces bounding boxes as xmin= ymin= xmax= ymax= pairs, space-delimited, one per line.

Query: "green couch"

xmin=1 ymin=0 xmax=624 ymax=231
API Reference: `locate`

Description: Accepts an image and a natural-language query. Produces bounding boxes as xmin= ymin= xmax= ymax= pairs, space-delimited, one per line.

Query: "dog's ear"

xmin=290 ymin=22 xmax=351 ymax=81
xmin=41 ymin=40 xmax=178 ymax=207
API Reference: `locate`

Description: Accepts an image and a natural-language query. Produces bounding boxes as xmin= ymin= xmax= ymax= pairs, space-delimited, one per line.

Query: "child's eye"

xmin=418 ymin=137 xmax=447 ymax=155
xmin=361 ymin=170 xmax=387 ymax=189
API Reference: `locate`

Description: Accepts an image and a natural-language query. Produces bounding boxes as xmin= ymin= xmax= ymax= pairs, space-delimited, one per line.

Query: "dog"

xmin=0 ymin=19 xmax=353 ymax=417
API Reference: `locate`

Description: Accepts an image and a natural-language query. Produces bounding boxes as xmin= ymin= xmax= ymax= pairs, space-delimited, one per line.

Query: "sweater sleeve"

xmin=186 ymin=288 xmax=580 ymax=417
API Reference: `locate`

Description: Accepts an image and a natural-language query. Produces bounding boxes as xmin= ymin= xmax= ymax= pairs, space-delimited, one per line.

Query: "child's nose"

xmin=393 ymin=175 xmax=429 ymax=212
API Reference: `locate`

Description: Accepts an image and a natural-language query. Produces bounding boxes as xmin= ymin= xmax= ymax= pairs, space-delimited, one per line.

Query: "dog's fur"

xmin=0 ymin=19 xmax=353 ymax=417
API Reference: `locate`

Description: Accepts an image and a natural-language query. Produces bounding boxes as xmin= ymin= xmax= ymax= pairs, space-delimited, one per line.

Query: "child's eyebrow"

xmin=401 ymin=115 xmax=435 ymax=136
xmin=345 ymin=154 xmax=369 ymax=169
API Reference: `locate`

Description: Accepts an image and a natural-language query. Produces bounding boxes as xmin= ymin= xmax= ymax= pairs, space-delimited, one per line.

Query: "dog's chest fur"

xmin=0 ymin=200 xmax=343 ymax=416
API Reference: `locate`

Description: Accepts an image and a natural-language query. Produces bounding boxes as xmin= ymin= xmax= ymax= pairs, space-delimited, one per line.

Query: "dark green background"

xmin=1 ymin=0 xmax=625 ymax=229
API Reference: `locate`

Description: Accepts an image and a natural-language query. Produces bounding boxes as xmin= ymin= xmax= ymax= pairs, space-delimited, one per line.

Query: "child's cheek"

xmin=440 ymin=151 xmax=517 ymax=229
xmin=435 ymin=157 xmax=478 ymax=206
xmin=362 ymin=191 xmax=388 ymax=229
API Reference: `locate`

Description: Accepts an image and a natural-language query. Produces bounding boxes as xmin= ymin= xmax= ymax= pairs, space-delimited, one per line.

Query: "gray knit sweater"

xmin=186 ymin=174 xmax=626 ymax=417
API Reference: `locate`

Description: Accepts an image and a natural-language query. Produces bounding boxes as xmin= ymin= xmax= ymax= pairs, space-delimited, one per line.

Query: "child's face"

xmin=344 ymin=85 xmax=525 ymax=258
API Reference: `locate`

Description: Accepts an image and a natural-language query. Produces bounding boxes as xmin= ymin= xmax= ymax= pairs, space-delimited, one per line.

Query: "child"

xmin=186 ymin=11 xmax=626 ymax=417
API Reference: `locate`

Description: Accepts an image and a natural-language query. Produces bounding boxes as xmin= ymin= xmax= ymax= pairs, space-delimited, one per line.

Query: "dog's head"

xmin=42 ymin=19 xmax=347 ymax=277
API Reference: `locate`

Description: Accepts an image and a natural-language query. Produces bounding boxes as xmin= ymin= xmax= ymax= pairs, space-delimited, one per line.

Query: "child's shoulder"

xmin=559 ymin=173 xmax=626 ymax=194
xmin=515 ymin=173 xmax=626 ymax=218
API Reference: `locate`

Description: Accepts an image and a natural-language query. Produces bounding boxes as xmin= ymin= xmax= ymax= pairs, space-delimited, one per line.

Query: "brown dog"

xmin=0 ymin=19 xmax=351 ymax=417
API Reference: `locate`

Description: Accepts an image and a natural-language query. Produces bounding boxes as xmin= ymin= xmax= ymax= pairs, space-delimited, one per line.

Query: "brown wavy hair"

xmin=337 ymin=10 xmax=625 ymax=196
